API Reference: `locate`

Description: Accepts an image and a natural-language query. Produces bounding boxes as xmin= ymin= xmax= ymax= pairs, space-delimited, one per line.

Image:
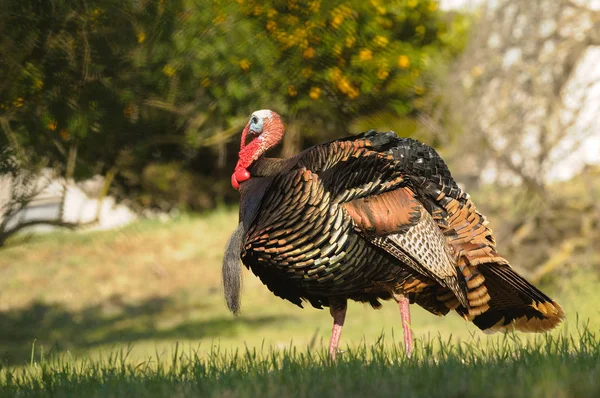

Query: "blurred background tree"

xmin=1 ymin=0 xmax=597 ymax=276
xmin=1 ymin=0 xmax=468 ymax=211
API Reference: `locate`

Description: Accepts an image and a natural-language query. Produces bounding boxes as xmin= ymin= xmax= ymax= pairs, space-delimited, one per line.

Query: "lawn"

xmin=0 ymin=208 xmax=598 ymax=397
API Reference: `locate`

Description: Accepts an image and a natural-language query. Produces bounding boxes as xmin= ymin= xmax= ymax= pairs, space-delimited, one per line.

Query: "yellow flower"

xmin=416 ymin=25 xmax=426 ymax=35
xmin=266 ymin=20 xmax=277 ymax=31
xmin=301 ymin=67 xmax=313 ymax=78
xmin=309 ymin=86 xmax=321 ymax=100
xmin=330 ymin=67 xmax=342 ymax=82
xmin=345 ymin=36 xmax=356 ymax=48
xmin=288 ymin=85 xmax=297 ymax=97
xmin=267 ymin=8 xmax=277 ymax=18
xmin=48 ymin=120 xmax=57 ymax=131
xmin=370 ymin=0 xmax=386 ymax=14
xmin=337 ymin=77 xmax=352 ymax=93
xmin=303 ymin=47 xmax=315 ymax=59
xmin=398 ymin=55 xmax=410 ymax=68
xmin=212 ymin=14 xmax=226 ymax=25
xmin=287 ymin=15 xmax=299 ymax=25
xmin=377 ymin=69 xmax=389 ymax=80
xmin=359 ymin=49 xmax=373 ymax=61
xmin=331 ymin=14 xmax=344 ymax=29
xmin=253 ymin=5 xmax=263 ymax=15
xmin=239 ymin=59 xmax=251 ymax=71
xmin=162 ymin=65 xmax=176 ymax=77
xmin=407 ymin=0 xmax=418 ymax=8
xmin=333 ymin=44 xmax=342 ymax=56
xmin=428 ymin=1 xmax=438 ymax=11
xmin=308 ymin=0 xmax=320 ymax=13
xmin=137 ymin=32 xmax=146 ymax=43
xmin=376 ymin=16 xmax=392 ymax=28
xmin=373 ymin=35 xmax=388 ymax=47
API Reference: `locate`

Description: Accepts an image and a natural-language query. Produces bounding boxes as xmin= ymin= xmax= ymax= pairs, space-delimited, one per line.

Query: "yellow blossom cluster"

xmin=162 ymin=65 xmax=176 ymax=77
xmin=308 ymin=0 xmax=320 ymax=13
xmin=288 ymin=85 xmax=297 ymax=97
xmin=239 ymin=59 xmax=251 ymax=71
xmin=212 ymin=14 xmax=226 ymax=25
xmin=398 ymin=55 xmax=410 ymax=68
xmin=330 ymin=68 xmax=359 ymax=99
xmin=345 ymin=36 xmax=356 ymax=48
xmin=309 ymin=86 xmax=321 ymax=100
xmin=274 ymin=27 xmax=310 ymax=50
xmin=377 ymin=69 xmax=389 ymax=80
xmin=330 ymin=5 xmax=353 ymax=29
xmin=359 ymin=49 xmax=372 ymax=61
xmin=0 ymin=97 xmax=24 ymax=110
xmin=303 ymin=47 xmax=315 ymax=59
xmin=373 ymin=35 xmax=388 ymax=47
xmin=369 ymin=0 xmax=386 ymax=15
xmin=266 ymin=20 xmax=277 ymax=32
xmin=301 ymin=68 xmax=313 ymax=78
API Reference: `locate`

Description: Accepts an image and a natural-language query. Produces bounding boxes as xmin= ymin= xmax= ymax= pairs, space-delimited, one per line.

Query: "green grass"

xmin=1 ymin=328 xmax=599 ymax=397
xmin=0 ymin=207 xmax=599 ymax=396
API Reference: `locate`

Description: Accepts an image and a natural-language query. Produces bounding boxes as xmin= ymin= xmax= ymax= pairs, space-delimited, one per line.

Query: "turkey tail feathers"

xmin=223 ymin=222 xmax=245 ymax=315
xmin=472 ymin=263 xmax=564 ymax=333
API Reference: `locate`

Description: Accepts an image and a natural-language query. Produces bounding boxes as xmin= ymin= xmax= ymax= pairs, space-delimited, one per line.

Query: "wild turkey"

xmin=223 ymin=109 xmax=564 ymax=359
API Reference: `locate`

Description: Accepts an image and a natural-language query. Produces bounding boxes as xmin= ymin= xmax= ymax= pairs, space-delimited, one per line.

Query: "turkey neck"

xmin=238 ymin=156 xmax=298 ymax=232
xmin=247 ymin=157 xmax=296 ymax=178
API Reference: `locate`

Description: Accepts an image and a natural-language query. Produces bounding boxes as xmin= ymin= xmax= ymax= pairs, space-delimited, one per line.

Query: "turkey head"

xmin=231 ymin=109 xmax=284 ymax=189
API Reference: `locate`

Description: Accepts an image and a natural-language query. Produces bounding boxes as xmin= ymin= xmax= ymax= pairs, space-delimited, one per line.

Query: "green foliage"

xmin=0 ymin=0 xmax=470 ymax=209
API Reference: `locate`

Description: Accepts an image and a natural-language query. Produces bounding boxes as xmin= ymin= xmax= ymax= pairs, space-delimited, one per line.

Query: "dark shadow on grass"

xmin=0 ymin=296 xmax=292 ymax=366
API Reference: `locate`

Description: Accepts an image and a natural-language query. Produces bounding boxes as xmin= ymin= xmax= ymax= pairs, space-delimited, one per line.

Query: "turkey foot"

xmin=329 ymin=298 xmax=347 ymax=360
xmin=394 ymin=293 xmax=414 ymax=357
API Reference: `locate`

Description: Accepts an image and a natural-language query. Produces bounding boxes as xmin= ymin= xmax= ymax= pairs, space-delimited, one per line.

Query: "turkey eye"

xmin=251 ymin=116 xmax=258 ymax=125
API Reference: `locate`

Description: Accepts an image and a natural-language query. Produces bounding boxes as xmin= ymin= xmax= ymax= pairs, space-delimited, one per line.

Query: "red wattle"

xmin=231 ymin=167 xmax=251 ymax=190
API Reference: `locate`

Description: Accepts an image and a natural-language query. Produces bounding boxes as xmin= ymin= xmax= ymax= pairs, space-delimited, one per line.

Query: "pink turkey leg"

xmin=397 ymin=294 xmax=414 ymax=357
xmin=329 ymin=304 xmax=347 ymax=360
